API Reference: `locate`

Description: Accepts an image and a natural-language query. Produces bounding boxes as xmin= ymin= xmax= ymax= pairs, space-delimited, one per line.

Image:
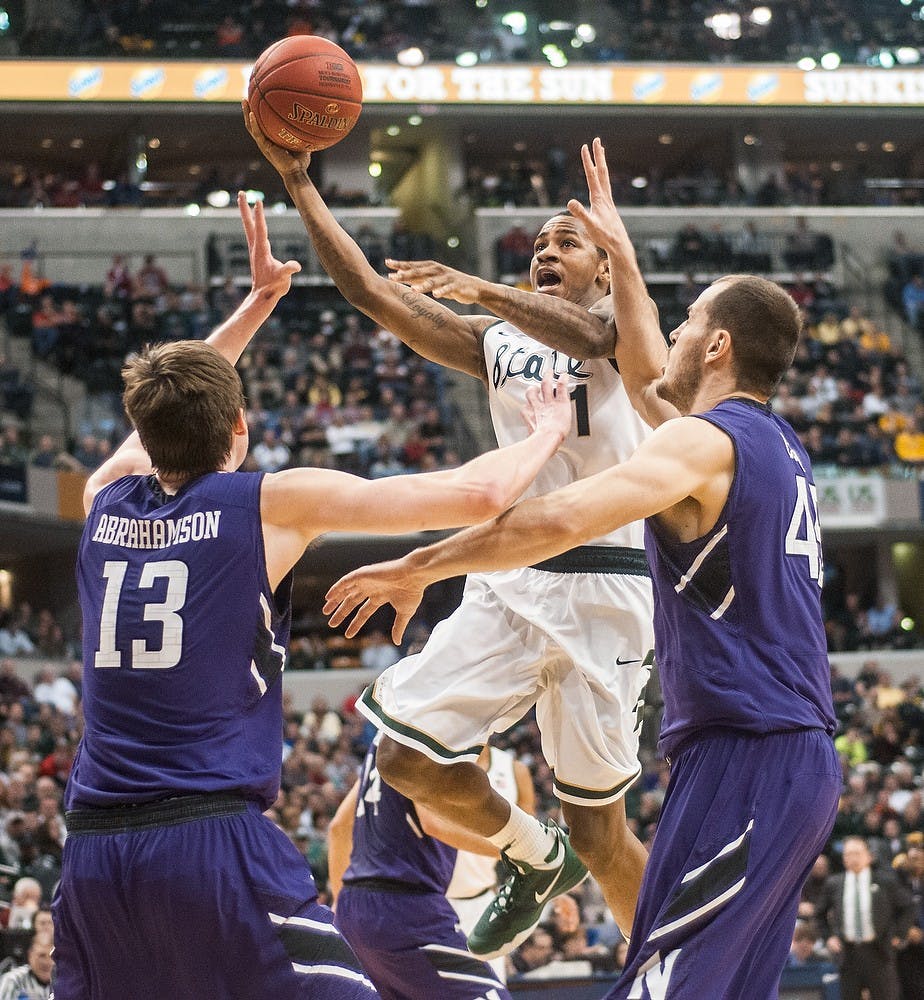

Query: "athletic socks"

xmin=487 ymin=805 xmax=558 ymax=867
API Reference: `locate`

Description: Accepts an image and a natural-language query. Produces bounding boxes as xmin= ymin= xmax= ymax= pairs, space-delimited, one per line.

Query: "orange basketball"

xmin=248 ymin=36 xmax=363 ymax=153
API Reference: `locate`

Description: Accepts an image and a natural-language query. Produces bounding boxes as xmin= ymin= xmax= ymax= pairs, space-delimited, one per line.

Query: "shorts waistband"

xmin=65 ymin=792 xmax=248 ymax=834
xmin=529 ymin=545 xmax=649 ymax=577
xmin=343 ymin=876 xmax=434 ymax=896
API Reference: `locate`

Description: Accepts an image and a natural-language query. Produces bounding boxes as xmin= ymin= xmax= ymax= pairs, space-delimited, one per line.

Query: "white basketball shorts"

xmin=357 ymin=547 xmax=655 ymax=806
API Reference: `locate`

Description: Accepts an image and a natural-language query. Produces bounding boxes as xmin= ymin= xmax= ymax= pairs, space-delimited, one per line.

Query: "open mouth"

xmin=535 ymin=268 xmax=562 ymax=291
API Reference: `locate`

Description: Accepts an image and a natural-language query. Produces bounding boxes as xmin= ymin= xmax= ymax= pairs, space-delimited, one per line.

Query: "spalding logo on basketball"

xmin=248 ymin=36 xmax=363 ymax=152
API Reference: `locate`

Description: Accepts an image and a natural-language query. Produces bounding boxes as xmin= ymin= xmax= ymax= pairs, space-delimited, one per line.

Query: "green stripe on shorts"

xmin=360 ymin=684 xmax=484 ymax=762
xmin=553 ymin=766 xmax=642 ymax=803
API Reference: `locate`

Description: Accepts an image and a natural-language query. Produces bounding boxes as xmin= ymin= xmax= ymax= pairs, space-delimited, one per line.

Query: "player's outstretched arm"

xmin=386 ymin=257 xmax=616 ymax=360
xmin=83 ymin=194 xmax=297 ymax=515
xmin=261 ymin=372 xmax=571 ymax=590
xmin=204 ymin=192 xmax=301 ymax=364
xmin=327 ymin=781 xmax=359 ymax=906
xmin=324 ymin=416 xmax=734 ymax=641
xmin=242 ymin=102 xmax=489 ymax=379
xmin=568 ymin=138 xmax=676 ymax=428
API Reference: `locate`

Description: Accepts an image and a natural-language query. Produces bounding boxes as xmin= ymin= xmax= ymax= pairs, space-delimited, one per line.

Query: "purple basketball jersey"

xmin=68 ymin=472 xmax=291 ymax=809
xmin=345 ymin=737 xmax=457 ymax=893
xmin=644 ymin=399 xmax=836 ymax=759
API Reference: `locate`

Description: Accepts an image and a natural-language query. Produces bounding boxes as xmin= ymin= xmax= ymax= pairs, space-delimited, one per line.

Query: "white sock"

xmin=487 ymin=805 xmax=557 ymax=867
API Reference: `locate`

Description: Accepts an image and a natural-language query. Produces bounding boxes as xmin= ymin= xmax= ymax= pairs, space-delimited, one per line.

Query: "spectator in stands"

xmin=0 ymin=928 xmax=54 ymax=999
xmin=2 ymin=877 xmax=42 ymax=930
xmin=251 ymin=427 xmax=290 ymax=473
xmin=784 ymin=218 xmax=823 ymax=271
xmin=104 ymin=255 xmax=133 ymax=300
xmin=903 ymin=274 xmax=924 ymax=330
xmin=786 ymin=920 xmax=829 ymax=968
xmin=509 ymin=927 xmax=556 ymax=977
xmin=358 ymin=629 xmax=401 ymax=673
xmin=0 ymin=618 xmax=34 ymax=659
xmin=29 ymin=295 xmax=64 ymax=360
xmin=134 ymin=254 xmax=169 ymax=301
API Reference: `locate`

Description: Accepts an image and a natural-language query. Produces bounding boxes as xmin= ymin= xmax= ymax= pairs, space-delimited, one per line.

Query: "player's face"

xmin=530 ymin=216 xmax=607 ymax=307
xmin=657 ymin=283 xmax=725 ymax=413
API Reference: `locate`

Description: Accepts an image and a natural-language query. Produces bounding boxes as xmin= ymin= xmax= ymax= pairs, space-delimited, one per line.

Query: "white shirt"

xmin=843 ymin=868 xmax=875 ymax=942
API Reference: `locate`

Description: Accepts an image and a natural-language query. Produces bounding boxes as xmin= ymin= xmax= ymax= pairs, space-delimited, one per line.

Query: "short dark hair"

xmin=706 ymin=275 xmax=802 ymax=398
xmin=122 ymin=341 xmax=245 ymax=479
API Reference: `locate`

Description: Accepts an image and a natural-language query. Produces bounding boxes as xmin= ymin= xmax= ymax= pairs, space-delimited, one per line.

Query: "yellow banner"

xmin=1 ymin=61 xmax=924 ymax=106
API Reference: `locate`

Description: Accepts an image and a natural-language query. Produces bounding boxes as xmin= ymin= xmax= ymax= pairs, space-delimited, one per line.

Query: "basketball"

xmin=248 ymin=36 xmax=363 ymax=153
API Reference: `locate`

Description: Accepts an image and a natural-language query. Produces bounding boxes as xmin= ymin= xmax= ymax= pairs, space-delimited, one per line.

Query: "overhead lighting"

xmin=749 ymin=6 xmax=772 ymax=25
xmin=206 ymin=189 xmax=231 ymax=208
xmin=69 ymin=138 xmax=84 ymax=149
xmin=407 ymin=114 xmax=423 ymax=126
xmin=877 ymin=50 xmax=895 ymax=68
xmin=455 ymin=51 xmax=478 ymax=67
xmin=882 ymin=141 xmax=896 ymax=152
xmin=820 ymin=51 xmax=841 ymax=69
xmin=369 ymin=161 xmax=383 ymax=178
xmin=244 ymin=189 xmax=264 ymax=204
xmin=797 ymin=56 xmax=817 ymax=70
xmin=397 ymin=46 xmax=425 ymax=67
xmin=475 ymin=0 xmax=487 ymax=6
xmin=705 ymin=12 xmax=741 ymax=40
xmin=102 ymin=179 xmax=116 ymax=191
xmin=542 ymin=43 xmax=567 ymax=66
xmin=896 ymin=47 xmax=921 ymax=64
xmin=135 ymin=153 xmax=147 ymax=171
xmin=40 ymin=138 xmax=53 ymax=148
xmin=631 ymin=176 xmax=648 ymax=189
xmin=447 ymin=236 xmax=460 ymax=248
xmin=0 ymin=9 xmax=9 ymax=33
xmin=184 ymin=203 xmax=201 ymax=216
xmin=271 ymin=202 xmax=287 ymax=214
xmin=658 ymin=133 xmax=674 ymax=144
xmin=855 ymin=141 xmax=869 ymax=152
xmin=147 ymin=137 xmax=160 ymax=149
xmin=501 ymin=11 xmax=528 ymax=35
xmin=386 ymin=125 xmax=401 ymax=137
xmin=547 ymin=21 xmax=572 ymax=31
xmin=831 ymin=161 xmax=843 ymax=172
xmin=743 ymin=134 xmax=758 ymax=145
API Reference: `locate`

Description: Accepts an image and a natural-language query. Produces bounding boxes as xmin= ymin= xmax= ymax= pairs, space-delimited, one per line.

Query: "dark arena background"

xmin=1 ymin=2 xmax=923 ymax=996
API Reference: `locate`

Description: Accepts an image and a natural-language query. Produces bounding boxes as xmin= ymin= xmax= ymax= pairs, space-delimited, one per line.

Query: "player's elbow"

xmin=461 ymin=480 xmax=513 ymax=523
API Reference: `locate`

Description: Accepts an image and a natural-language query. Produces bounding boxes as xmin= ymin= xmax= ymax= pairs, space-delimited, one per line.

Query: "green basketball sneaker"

xmin=467 ymin=821 xmax=588 ymax=960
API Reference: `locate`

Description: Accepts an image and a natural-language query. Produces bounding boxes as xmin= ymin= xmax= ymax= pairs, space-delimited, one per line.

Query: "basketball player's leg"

xmin=337 ymin=887 xmax=510 ymax=1000
xmin=376 ymin=739 xmax=511 ymax=836
xmin=560 ymin=798 xmax=647 ymax=938
xmin=358 ymin=576 xmax=559 ymax=857
xmin=605 ymin=730 xmax=840 ymax=1000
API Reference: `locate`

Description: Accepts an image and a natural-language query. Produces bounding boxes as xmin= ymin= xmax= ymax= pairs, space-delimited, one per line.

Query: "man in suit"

xmin=817 ymin=835 xmax=915 ymax=1000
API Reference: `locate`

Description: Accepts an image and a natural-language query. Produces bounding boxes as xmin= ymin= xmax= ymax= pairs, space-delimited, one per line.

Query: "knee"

xmin=375 ymin=736 xmax=428 ymax=796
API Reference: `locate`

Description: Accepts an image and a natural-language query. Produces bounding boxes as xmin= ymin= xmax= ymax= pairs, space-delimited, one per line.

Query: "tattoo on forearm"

xmin=400 ymin=290 xmax=448 ymax=329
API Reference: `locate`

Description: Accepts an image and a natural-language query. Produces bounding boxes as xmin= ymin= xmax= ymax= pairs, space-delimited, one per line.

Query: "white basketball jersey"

xmin=447 ymin=747 xmax=519 ymax=899
xmin=483 ymin=320 xmax=650 ymax=549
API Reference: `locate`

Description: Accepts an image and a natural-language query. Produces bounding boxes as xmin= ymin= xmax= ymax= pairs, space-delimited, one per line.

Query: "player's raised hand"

xmin=323 ymin=559 xmax=426 ymax=644
xmin=521 ymin=370 xmax=572 ymax=443
xmin=242 ymin=100 xmax=312 ymax=180
xmin=567 ymin=137 xmax=635 ymax=260
xmin=386 ymin=258 xmax=484 ymax=305
xmin=238 ymin=191 xmax=301 ymax=300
